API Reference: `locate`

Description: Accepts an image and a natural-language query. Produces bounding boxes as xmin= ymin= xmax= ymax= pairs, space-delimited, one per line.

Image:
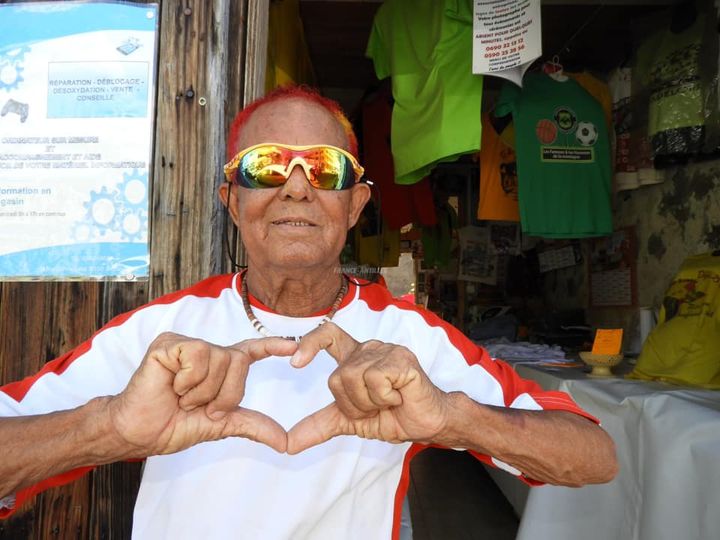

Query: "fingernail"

xmin=209 ymin=410 xmax=226 ymax=420
xmin=290 ymin=353 xmax=301 ymax=367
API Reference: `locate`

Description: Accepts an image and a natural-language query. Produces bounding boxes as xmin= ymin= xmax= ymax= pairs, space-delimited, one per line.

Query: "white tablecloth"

xmin=486 ymin=365 xmax=720 ymax=540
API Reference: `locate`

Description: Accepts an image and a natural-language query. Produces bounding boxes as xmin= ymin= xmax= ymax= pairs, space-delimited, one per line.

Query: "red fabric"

xmin=362 ymin=89 xmax=436 ymax=229
xmin=390 ymin=444 xmax=427 ymax=540
xmin=0 ymin=466 xmax=95 ymax=519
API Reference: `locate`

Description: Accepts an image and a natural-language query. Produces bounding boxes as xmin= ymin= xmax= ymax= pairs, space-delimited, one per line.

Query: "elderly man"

xmin=0 ymin=86 xmax=617 ymax=539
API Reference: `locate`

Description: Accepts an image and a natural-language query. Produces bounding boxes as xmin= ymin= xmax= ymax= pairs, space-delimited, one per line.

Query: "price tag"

xmin=592 ymin=329 xmax=623 ymax=355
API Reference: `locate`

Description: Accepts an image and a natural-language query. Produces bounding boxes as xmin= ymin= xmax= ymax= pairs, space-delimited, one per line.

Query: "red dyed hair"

xmin=226 ymin=85 xmax=359 ymax=160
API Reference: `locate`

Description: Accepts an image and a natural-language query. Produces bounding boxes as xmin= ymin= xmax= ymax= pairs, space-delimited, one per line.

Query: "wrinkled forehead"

xmin=237 ymin=97 xmax=349 ymax=151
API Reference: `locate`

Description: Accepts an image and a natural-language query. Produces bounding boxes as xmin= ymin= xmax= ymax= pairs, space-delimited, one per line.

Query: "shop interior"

xmin=294 ymin=0 xmax=687 ymax=344
xmin=268 ymin=0 xmax=720 ymax=538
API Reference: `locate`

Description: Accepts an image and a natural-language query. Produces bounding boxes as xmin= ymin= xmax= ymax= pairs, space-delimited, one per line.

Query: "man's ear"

xmin=347 ymin=183 xmax=372 ymax=230
xmin=218 ymin=182 xmax=242 ymax=228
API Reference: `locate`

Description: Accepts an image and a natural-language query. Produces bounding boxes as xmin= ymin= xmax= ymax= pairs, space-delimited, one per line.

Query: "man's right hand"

xmin=107 ymin=332 xmax=298 ymax=457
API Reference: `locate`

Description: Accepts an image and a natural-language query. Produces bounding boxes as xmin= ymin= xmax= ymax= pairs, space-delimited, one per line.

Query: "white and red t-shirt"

xmin=0 ymin=274 xmax=596 ymax=539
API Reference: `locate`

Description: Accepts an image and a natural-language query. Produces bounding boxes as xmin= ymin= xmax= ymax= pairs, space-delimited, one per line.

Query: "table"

xmin=486 ymin=364 xmax=720 ymax=540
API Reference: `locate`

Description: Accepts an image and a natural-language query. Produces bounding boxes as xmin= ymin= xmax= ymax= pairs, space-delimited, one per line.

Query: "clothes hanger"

xmin=543 ymin=55 xmax=568 ymax=82
xmin=543 ymin=4 xmax=604 ymax=79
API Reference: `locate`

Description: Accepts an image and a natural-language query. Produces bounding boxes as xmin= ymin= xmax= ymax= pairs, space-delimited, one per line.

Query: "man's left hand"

xmin=286 ymin=323 xmax=450 ymax=454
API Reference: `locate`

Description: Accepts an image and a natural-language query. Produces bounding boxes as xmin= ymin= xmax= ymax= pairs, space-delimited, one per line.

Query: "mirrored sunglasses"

xmin=223 ymin=143 xmax=365 ymax=190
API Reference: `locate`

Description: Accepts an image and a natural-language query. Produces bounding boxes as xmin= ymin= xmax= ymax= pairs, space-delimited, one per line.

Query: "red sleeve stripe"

xmin=356 ymin=283 xmax=599 ymax=424
xmin=1 ymin=274 xmax=237 ymax=403
xmin=0 ymin=466 xmax=94 ymax=519
xmin=357 ymin=284 xmax=530 ymax=405
xmin=391 ymin=443 xmax=426 ymax=540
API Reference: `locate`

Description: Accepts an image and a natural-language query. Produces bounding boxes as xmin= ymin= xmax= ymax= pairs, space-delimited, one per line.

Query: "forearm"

xmin=437 ymin=392 xmax=618 ymax=486
xmin=0 ymin=396 xmax=131 ymax=498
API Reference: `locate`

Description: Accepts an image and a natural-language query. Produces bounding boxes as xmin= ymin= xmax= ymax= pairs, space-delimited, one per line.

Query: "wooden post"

xmin=150 ymin=0 xmax=231 ymax=296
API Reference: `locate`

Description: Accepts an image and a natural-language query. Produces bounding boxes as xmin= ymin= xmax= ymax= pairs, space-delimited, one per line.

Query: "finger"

xmin=230 ymin=337 xmax=298 ymax=363
xmin=175 ymin=347 xmax=231 ymax=411
xmin=223 ymin=408 xmax=289 ymax=453
xmin=363 ymin=365 xmax=403 ymax=408
xmin=290 ymin=322 xmax=358 ymax=368
xmin=171 ymin=341 xmax=213 ymax=397
xmin=329 ymin=370 xmax=375 ymax=419
xmin=185 ymin=339 xmax=297 ymax=413
xmin=331 ymin=343 xmax=396 ymax=414
xmin=134 ymin=345 xmax=179 ymax=395
xmin=286 ymin=402 xmax=348 ymax=454
xmin=204 ymin=352 xmax=250 ymax=418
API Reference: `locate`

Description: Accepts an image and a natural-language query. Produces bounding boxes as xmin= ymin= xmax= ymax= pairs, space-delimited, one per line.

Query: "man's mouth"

xmin=271 ymin=219 xmax=316 ymax=227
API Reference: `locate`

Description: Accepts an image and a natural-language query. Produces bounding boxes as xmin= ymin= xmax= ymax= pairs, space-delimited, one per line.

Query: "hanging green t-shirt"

xmin=496 ymin=73 xmax=612 ymax=238
xmin=634 ymin=13 xmax=713 ymax=158
xmin=365 ymin=0 xmax=483 ymax=185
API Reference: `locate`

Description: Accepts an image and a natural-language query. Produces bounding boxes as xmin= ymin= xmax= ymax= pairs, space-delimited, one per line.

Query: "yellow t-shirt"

xmin=631 ymin=253 xmax=720 ymax=389
xmin=478 ymin=114 xmax=519 ymax=222
xmin=265 ymin=0 xmax=315 ymax=91
xmin=568 ymin=71 xmax=613 ymax=131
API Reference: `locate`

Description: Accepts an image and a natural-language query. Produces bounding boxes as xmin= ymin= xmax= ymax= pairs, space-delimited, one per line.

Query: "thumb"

xmin=223 ymin=408 xmax=289 ymax=453
xmin=286 ymin=402 xmax=348 ymax=455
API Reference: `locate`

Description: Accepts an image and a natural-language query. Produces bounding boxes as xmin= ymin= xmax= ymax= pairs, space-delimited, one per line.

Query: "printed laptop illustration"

xmin=117 ymin=38 xmax=141 ymax=56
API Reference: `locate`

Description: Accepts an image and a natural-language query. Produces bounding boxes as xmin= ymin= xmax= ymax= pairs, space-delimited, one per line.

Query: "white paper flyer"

xmin=472 ymin=0 xmax=542 ymax=86
xmin=0 ymin=1 xmax=158 ymax=279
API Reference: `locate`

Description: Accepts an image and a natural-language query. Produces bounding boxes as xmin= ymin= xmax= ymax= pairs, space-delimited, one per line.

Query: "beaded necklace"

xmin=240 ymin=272 xmax=348 ymax=342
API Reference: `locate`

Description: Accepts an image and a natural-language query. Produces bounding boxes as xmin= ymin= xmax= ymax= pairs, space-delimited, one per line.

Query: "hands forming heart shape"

xmin=108 ymin=324 xmax=453 ymax=459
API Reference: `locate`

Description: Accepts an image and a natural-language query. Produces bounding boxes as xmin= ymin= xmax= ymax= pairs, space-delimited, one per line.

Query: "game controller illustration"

xmin=1 ymin=99 xmax=29 ymax=122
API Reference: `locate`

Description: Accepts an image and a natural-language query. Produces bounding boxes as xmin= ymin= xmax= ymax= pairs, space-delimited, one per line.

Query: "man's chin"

xmin=268 ymin=252 xmax=334 ymax=271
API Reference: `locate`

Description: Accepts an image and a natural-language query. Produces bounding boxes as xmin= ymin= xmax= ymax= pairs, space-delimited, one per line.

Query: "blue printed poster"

xmin=0 ymin=1 xmax=158 ymax=279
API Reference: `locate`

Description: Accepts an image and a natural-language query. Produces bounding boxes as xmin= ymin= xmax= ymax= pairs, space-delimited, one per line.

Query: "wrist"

xmin=434 ymin=392 xmax=495 ymax=452
xmin=84 ymin=396 xmax=142 ymax=463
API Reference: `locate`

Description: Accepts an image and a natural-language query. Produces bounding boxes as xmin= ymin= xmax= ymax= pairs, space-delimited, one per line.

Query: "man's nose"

xmin=277 ymin=162 xmax=315 ymax=200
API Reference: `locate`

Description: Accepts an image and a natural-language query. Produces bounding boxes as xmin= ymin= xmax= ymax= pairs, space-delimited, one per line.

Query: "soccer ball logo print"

xmin=576 ymin=122 xmax=598 ymax=146
xmin=535 ymin=119 xmax=557 ymax=144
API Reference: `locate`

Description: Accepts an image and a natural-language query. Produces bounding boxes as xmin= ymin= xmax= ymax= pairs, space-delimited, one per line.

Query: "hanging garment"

xmin=631 ymin=253 xmax=720 ymax=389
xmin=608 ymin=67 xmax=664 ymax=190
xmin=361 ymin=87 xmax=437 ymax=229
xmin=496 ymin=73 xmax=612 ymax=238
xmin=265 ymin=0 xmax=315 ymax=91
xmin=354 ymin=200 xmax=401 ymax=268
xmin=421 ymin=202 xmax=457 ymax=269
xmin=634 ymin=11 xmax=713 ymax=162
xmin=366 ymin=0 xmax=483 ymax=185
xmin=568 ymin=71 xmax=613 ymax=131
xmin=608 ymin=67 xmax=640 ymax=191
xmin=477 ymin=114 xmax=519 ymax=222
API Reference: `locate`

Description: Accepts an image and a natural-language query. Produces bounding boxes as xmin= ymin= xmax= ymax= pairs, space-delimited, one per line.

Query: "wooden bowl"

xmin=579 ymin=351 xmax=624 ymax=377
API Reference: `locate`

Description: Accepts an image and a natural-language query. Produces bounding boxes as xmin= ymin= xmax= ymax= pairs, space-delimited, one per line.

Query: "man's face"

xmin=220 ymin=98 xmax=370 ymax=272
